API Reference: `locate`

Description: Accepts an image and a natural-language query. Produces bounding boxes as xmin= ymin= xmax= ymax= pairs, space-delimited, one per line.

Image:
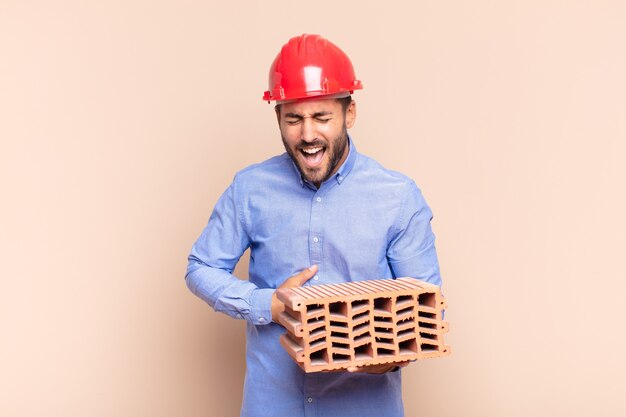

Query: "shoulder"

xmin=354 ymin=152 xmax=420 ymax=192
xmin=232 ymin=153 xmax=293 ymax=185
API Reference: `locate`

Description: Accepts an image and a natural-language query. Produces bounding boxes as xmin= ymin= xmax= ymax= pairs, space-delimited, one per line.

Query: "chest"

xmin=243 ymin=184 xmax=402 ymax=254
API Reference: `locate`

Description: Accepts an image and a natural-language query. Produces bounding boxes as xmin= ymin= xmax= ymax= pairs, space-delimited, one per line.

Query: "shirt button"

xmin=307 ymin=397 xmax=313 ymax=403
xmin=313 ymin=275 xmax=319 ymax=281
xmin=338 ymin=176 xmax=343 ymax=181
xmin=258 ymin=317 xmax=265 ymax=323
xmin=313 ymin=237 xmax=319 ymax=243
xmin=237 ymin=314 xmax=242 ymax=319
xmin=316 ymin=197 xmax=322 ymax=202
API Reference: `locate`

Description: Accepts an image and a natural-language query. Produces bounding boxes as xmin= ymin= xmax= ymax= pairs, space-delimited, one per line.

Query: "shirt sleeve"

xmin=386 ymin=181 xmax=442 ymax=287
xmin=185 ymin=178 xmax=273 ymax=325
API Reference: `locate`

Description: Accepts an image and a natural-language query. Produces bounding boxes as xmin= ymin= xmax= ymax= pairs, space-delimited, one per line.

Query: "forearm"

xmin=186 ymin=256 xmax=273 ymax=325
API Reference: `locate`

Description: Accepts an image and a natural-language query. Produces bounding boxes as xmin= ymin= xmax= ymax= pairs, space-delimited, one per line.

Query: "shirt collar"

xmin=289 ymin=134 xmax=358 ymax=188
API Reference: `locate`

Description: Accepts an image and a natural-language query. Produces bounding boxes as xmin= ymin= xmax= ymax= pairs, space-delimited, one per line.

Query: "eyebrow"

xmin=284 ymin=111 xmax=333 ymax=119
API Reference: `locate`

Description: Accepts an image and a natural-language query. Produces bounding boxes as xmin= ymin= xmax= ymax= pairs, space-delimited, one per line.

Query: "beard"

xmin=282 ymin=125 xmax=349 ymax=187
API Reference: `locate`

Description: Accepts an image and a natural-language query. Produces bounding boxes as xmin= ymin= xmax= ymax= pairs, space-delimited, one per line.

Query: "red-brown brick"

xmin=276 ymin=277 xmax=450 ymax=372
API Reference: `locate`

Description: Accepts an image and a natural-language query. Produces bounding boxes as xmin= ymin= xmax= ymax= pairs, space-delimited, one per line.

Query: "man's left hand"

xmin=346 ymin=361 xmax=410 ymax=375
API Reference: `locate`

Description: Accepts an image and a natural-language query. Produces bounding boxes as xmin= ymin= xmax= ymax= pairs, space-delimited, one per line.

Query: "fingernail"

xmin=308 ymin=265 xmax=317 ymax=271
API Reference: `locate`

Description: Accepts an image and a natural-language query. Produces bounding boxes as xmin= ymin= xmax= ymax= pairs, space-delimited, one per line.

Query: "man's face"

xmin=277 ymin=97 xmax=356 ymax=187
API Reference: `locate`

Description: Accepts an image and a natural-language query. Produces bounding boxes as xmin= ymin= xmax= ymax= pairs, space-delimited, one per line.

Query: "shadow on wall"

xmin=199 ymin=250 xmax=250 ymax=415
xmin=205 ymin=313 xmax=246 ymax=415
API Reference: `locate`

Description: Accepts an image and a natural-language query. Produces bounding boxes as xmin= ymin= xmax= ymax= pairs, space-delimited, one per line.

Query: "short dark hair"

xmin=275 ymin=95 xmax=353 ymax=116
xmin=337 ymin=95 xmax=353 ymax=113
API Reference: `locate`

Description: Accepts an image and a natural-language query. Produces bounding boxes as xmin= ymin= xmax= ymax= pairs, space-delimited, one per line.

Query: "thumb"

xmin=292 ymin=264 xmax=318 ymax=287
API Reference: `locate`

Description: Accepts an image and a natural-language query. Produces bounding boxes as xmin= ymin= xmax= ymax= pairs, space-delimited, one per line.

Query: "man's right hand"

xmin=271 ymin=265 xmax=318 ymax=324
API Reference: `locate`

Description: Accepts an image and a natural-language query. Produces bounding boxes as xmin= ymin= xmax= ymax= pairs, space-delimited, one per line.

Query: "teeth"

xmin=302 ymin=147 xmax=322 ymax=154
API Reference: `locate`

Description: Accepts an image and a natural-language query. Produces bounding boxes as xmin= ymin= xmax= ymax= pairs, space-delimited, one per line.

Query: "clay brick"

xmin=276 ymin=277 xmax=450 ymax=373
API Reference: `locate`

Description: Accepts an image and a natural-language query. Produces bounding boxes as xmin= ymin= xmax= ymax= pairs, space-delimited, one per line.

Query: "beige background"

xmin=1 ymin=1 xmax=625 ymax=416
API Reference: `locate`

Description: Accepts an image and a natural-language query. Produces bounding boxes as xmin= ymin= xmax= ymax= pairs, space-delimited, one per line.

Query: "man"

xmin=186 ymin=34 xmax=441 ymax=417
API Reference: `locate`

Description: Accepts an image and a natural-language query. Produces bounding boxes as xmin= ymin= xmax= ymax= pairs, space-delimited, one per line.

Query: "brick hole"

xmin=310 ymin=339 xmax=326 ymax=350
xmin=374 ymin=316 xmax=392 ymax=323
xmin=396 ymin=294 xmax=414 ymax=308
xmin=419 ymin=332 xmax=438 ymax=341
xmin=374 ymin=326 xmax=393 ymax=335
xmin=353 ymin=321 xmax=370 ymax=333
xmin=418 ymin=321 xmax=436 ymax=329
xmin=310 ymin=348 xmax=329 ymax=365
xmin=396 ymin=316 xmax=415 ymax=329
xmin=420 ymin=343 xmax=439 ymax=352
xmin=331 ymin=331 xmax=349 ymax=339
xmin=396 ymin=321 xmax=414 ymax=333
xmin=376 ymin=347 xmax=395 ymax=357
xmin=332 ymin=341 xmax=349 ymax=349
xmin=306 ymin=304 xmax=324 ymax=315
xmin=351 ymin=299 xmax=369 ymax=310
xmin=332 ymin=353 xmax=351 ymax=363
xmin=396 ymin=305 xmax=414 ymax=316
xmin=329 ymin=301 xmax=348 ymax=317
xmin=376 ymin=337 xmax=394 ymax=345
xmin=309 ymin=327 xmax=326 ymax=338
xmin=397 ymin=328 xmax=416 ymax=338
xmin=354 ymin=332 xmax=370 ymax=343
xmin=354 ymin=343 xmax=373 ymax=359
xmin=374 ymin=297 xmax=393 ymax=313
xmin=352 ymin=311 xmax=369 ymax=321
xmin=418 ymin=292 xmax=436 ymax=308
xmin=396 ymin=311 xmax=415 ymax=322
xmin=399 ymin=339 xmax=418 ymax=354
xmin=418 ymin=311 xmax=436 ymax=319
xmin=329 ymin=321 xmax=348 ymax=328
xmin=307 ymin=316 xmax=324 ymax=324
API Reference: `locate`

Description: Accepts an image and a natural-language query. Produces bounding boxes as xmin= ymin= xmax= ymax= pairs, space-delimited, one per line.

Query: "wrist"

xmin=250 ymin=288 xmax=274 ymax=325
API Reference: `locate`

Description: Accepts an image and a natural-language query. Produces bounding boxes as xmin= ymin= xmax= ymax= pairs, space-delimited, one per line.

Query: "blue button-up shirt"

xmin=186 ymin=137 xmax=441 ymax=417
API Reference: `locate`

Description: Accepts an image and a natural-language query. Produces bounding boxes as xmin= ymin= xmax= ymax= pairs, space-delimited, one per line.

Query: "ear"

xmin=345 ymin=100 xmax=356 ymax=129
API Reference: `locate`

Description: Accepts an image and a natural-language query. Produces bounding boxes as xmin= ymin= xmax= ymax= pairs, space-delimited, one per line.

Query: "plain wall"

xmin=1 ymin=1 xmax=625 ymax=416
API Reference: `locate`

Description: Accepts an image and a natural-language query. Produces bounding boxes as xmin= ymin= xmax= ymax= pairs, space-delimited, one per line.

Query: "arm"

xmin=271 ymin=265 xmax=318 ymax=323
xmin=387 ymin=181 xmax=441 ymax=286
xmin=186 ymin=178 xmax=320 ymax=325
xmin=185 ymin=181 xmax=274 ymax=325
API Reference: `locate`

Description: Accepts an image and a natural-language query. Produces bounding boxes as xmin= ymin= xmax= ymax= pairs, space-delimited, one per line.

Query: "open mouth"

xmin=300 ymin=146 xmax=326 ymax=168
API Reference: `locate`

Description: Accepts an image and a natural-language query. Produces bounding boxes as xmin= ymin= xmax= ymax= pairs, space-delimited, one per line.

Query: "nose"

xmin=301 ymin=117 xmax=317 ymax=143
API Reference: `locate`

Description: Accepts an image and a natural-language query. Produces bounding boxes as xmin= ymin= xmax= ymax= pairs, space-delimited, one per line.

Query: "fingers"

xmin=279 ymin=265 xmax=318 ymax=289
xmin=294 ymin=264 xmax=318 ymax=286
xmin=346 ymin=362 xmax=407 ymax=374
xmin=272 ymin=265 xmax=318 ymax=323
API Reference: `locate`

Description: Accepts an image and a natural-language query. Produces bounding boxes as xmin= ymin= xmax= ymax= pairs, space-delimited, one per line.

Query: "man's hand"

xmin=346 ymin=361 xmax=410 ymax=375
xmin=271 ymin=265 xmax=319 ymax=324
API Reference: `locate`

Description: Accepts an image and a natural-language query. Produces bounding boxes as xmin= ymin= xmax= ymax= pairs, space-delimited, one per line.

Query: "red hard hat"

xmin=263 ymin=34 xmax=363 ymax=103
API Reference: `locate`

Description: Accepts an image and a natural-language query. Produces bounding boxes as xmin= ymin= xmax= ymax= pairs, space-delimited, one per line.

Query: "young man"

xmin=186 ymin=34 xmax=441 ymax=417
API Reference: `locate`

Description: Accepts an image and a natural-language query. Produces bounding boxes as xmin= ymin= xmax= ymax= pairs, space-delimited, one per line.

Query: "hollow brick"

xmin=276 ymin=277 xmax=450 ymax=373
